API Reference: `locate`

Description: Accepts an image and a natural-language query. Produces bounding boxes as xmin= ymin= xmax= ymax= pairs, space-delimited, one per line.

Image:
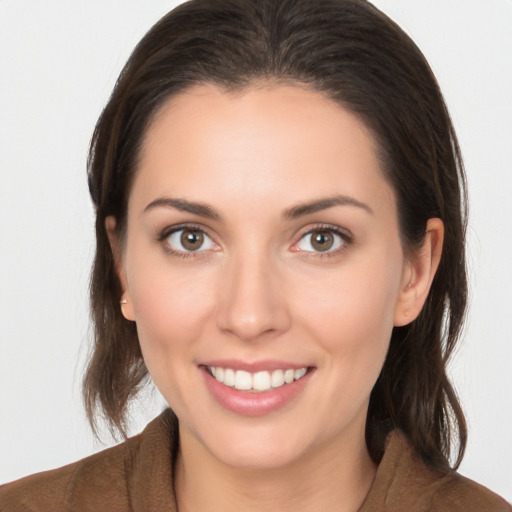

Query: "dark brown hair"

xmin=84 ymin=0 xmax=467 ymax=471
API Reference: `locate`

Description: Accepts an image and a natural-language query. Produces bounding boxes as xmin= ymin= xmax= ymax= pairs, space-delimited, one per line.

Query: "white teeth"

xmin=284 ymin=369 xmax=295 ymax=383
xmin=224 ymin=368 xmax=235 ymax=387
xmin=271 ymin=369 xmax=285 ymax=388
xmin=208 ymin=366 xmax=308 ymax=392
xmin=234 ymin=370 xmax=252 ymax=390
xmin=294 ymin=368 xmax=307 ymax=380
xmin=253 ymin=371 xmax=271 ymax=391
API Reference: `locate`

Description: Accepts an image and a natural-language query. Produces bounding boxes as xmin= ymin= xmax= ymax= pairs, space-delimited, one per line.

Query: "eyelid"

xmin=158 ymin=222 xmax=210 ymax=240
xmin=157 ymin=223 xmax=219 ymax=255
xmin=291 ymin=224 xmax=353 ymax=255
xmin=156 ymin=222 xmax=353 ymax=258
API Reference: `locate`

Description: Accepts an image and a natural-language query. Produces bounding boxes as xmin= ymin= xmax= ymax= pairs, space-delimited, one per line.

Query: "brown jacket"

xmin=1 ymin=409 xmax=510 ymax=511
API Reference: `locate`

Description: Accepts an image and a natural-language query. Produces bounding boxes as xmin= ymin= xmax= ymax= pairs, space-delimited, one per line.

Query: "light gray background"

xmin=1 ymin=0 xmax=511 ymax=501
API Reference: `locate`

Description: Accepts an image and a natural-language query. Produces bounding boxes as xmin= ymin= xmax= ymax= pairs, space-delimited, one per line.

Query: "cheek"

xmin=126 ymin=256 xmax=217 ymax=368
xmin=289 ymin=258 xmax=402 ymax=431
xmin=293 ymin=254 xmax=403 ymax=368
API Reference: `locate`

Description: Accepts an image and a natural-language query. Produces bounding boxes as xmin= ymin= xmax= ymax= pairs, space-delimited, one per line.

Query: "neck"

xmin=174 ymin=424 xmax=376 ymax=512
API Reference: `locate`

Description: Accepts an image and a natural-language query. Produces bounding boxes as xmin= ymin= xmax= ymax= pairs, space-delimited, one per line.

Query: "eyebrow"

xmin=143 ymin=197 xmax=222 ymax=220
xmin=282 ymin=195 xmax=374 ymax=219
xmin=143 ymin=194 xmax=373 ymax=221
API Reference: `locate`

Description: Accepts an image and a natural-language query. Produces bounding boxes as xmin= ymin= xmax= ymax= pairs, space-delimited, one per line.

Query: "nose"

xmin=216 ymin=252 xmax=291 ymax=342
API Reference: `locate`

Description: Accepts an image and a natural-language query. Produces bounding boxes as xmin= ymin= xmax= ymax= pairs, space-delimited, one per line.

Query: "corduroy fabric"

xmin=1 ymin=409 xmax=509 ymax=511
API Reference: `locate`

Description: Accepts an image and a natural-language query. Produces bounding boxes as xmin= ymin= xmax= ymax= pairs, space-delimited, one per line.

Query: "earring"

xmin=119 ymin=298 xmax=133 ymax=321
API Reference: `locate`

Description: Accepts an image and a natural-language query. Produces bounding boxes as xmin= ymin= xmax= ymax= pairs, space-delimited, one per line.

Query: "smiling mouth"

xmin=204 ymin=366 xmax=311 ymax=393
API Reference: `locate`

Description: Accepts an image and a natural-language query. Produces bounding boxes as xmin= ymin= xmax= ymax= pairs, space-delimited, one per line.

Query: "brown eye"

xmin=166 ymin=228 xmax=215 ymax=253
xmin=181 ymin=229 xmax=204 ymax=251
xmin=310 ymin=230 xmax=334 ymax=251
xmin=296 ymin=227 xmax=347 ymax=254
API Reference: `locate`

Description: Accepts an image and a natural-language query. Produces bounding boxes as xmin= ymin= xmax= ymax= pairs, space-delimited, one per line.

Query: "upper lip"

xmin=200 ymin=359 xmax=313 ymax=373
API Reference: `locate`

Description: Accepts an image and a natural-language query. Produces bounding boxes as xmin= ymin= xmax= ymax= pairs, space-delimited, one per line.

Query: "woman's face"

xmin=112 ymin=83 xmax=425 ymax=469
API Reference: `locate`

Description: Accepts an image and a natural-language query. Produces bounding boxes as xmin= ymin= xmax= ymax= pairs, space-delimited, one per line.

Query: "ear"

xmin=105 ymin=216 xmax=135 ymax=321
xmin=393 ymin=218 xmax=444 ymax=327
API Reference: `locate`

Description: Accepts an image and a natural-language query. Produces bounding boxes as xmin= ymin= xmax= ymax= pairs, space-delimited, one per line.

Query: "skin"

xmin=107 ymin=83 xmax=443 ymax=512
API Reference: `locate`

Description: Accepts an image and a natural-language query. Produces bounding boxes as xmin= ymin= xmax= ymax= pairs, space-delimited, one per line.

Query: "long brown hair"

xmin=84 ymin=0 xmax=467 ymax=471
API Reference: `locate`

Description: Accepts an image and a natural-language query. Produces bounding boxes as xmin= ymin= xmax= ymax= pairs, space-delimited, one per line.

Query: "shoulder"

xmin=0 ymin=434 xmax=141 ymax=512
xmin=0 ymin=409 xmax=178 ymax=512
xmin=361 ymin=429 xmax=511 ymax=512
xmin=429 ymin=471 xmax=511 ymax=512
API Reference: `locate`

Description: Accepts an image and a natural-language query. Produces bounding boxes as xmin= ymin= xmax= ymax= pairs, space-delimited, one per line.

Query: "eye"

xmin=166 ymin=228 xmax=216 ymax=253
xmin=295 ymin=228 xmax=348 ymax=253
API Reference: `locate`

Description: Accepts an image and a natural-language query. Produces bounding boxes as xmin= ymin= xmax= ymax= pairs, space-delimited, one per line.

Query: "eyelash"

xmin=296 ymin=224 xmax=353 ymax=259
xmin=157 ymin=223 xmax=215 ymax=259
xmin=157 ymin=223 xmax=353 ymax=259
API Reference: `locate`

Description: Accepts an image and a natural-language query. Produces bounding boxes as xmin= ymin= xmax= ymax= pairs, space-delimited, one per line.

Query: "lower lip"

xmin=201 ymin=367 xmax=314 ymax=417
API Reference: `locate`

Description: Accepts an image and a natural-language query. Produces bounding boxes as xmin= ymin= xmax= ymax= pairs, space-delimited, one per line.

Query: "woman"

xmin=0 ymin=0 xmax=510 ymax=510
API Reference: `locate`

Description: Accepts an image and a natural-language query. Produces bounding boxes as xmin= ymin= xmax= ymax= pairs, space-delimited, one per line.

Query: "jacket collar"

xmin=128 ymin=408 xmax=179 ymax=511
xmin=127 ymin=409 xmax=443 ymax=512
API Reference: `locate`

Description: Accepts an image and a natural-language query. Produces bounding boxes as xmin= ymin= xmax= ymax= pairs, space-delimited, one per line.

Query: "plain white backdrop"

xmin=0 ymin=0 xmax=511 ymax=501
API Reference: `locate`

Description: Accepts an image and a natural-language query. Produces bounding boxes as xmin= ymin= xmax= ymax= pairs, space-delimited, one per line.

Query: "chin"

xmin=185 ymin=413 xmax=321 ymax=471
xmin=209 ymin=432 xmax=308 ymax=470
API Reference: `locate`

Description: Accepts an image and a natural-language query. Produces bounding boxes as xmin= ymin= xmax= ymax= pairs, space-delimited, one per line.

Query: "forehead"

xmin=132 ymin=83 xmax=395 ymax=218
